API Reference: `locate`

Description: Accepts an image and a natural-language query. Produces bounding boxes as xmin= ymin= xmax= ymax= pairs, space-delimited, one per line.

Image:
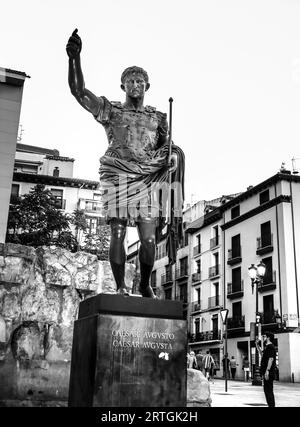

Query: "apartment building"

xmin=128 ymin=170 xmax=300 ymax=382
xmin=9 ymin=143 xmax=103 ymax=243
xmin=0 ymin=67 xmax=29 ymax=242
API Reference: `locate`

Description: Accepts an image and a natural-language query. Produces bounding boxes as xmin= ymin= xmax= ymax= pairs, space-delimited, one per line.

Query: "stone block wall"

xmin=0 ymin=243 xmax=135 ymax=406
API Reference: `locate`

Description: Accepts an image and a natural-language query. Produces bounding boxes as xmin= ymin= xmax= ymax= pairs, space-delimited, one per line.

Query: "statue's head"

xmin=121 ymin=66 xmax=150 ymax=97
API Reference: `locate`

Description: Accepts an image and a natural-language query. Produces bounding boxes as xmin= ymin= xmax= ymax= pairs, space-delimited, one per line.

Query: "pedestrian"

xmin=242 ymin=355 xmax=250 ymax=381
xmin=187 ymin=351 xmax=197 ymax=369
xmin=230 ymin=356 xmax=237 ymax=380
xmin=222 ymin=353 xmax=230 ymax=379
xmin=203 ymin=350 xmax=215 ymax=381
xmin=256 ymin=331 xmax=276 ymax=407
xmin=195 ymin=350 xmax=204 ymax=372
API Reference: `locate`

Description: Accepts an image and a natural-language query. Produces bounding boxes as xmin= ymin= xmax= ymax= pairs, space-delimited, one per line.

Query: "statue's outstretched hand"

xmin=66 ymin=29 xmax=82 ymax=58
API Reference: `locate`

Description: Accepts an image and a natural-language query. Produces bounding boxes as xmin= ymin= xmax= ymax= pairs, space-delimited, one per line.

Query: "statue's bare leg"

xmin=136 ymin=218 xmax=157 ymax=298
xmin=109 ymin=218 xmax=129 ymax=296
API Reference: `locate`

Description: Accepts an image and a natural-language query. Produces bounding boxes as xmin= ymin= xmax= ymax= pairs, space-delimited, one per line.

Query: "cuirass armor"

xmin=103 ymin=104 xmax=160 ymax=162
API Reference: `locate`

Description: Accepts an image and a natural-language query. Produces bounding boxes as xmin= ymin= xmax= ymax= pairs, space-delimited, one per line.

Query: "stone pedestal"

xmin=68 ymin=294 xmax=187 ymax=407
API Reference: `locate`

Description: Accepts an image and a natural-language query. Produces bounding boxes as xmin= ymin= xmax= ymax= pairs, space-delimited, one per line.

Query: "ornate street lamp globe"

xmin=257 ymin=261 xmax=266 ymax=278
xmin=248 ymin=264 xmax=257 ymax=280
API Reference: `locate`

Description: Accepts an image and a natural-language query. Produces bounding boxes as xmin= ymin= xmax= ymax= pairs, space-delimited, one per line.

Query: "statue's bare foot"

xmin=139 ymin=285 xmax=158 ymax=299
xmin=117 ymin=287 xmax=130 ymax=296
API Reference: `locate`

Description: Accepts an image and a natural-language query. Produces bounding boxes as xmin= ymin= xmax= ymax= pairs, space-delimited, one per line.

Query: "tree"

xmin=82 ymin=224 xmax=110 ymax=260
xmin=6 ymin=184 xmax=76 ymax=250
xmin=70 ymin=209 xmax=88 ymax=251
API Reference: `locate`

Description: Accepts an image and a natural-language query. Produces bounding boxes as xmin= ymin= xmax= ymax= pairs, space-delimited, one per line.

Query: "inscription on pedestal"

xmin=94 ymin=314 xmax=186 ymax=407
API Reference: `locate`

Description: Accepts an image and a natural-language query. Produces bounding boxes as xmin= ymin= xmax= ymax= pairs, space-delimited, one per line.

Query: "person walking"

xmin=195 ymin=350 xmax=204 ymax=373
xmin=222 ymin=354 xmax=230 ymax=379
xmin=187 ymin=351 xmax=197 ymax=369
xmin=242 ymin=355 xmax=250 ymax=381
xmin=230 ymin=356 xmax=237 ymax=380
xmin=256 ymin=331 xmax=276 ymax=407
xmin=203 ymin=350 xmax=215 ymax=381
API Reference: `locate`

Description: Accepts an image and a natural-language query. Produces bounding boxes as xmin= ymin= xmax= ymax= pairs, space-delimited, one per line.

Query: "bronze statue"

xmin=66 ymin=29 xmax=184 ymax=298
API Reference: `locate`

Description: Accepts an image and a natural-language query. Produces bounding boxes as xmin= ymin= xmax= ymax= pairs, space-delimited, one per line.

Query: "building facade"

xmin=0 ymin=68 xmax=29 ymax=242
xmin=9 ymin=143 xmax=103 ymax=244
xmin=128 ymin=172 xmax=300 ymax=382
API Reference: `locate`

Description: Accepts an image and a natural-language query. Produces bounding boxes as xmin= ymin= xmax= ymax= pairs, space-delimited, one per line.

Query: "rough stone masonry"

xmin=0 ymin=243 xmax=135 ymax=406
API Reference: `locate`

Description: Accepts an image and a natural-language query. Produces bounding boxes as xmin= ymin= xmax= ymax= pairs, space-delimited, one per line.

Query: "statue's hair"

xmin=121 ymin=66 xmax=149 ymax=84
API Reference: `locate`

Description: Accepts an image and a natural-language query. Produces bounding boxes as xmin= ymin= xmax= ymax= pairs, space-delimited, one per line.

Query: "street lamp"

xmin=248 ymin=261 xmax=266 ymax=386
xmin=220 ymin=308 xmax=229 ymax=392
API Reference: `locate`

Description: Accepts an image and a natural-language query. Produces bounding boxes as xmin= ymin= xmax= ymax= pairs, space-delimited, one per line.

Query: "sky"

xmin=2 ymin=0 xmax=300 ymax=205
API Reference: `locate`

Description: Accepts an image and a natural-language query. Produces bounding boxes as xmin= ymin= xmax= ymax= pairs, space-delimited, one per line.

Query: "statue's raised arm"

xmin=66 ymin=29 xmax=101 ymax=116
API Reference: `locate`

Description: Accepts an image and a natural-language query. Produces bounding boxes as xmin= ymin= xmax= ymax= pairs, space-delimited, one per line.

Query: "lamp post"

xmin=220 ymin=308 xmax=229 ymax=392
xmin=248 ymin=261 xmax=266 ymax=386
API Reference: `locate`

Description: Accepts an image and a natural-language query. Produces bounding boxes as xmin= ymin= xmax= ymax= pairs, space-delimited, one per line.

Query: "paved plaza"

xmin=210 ymin=378 xmax=300 ymax=407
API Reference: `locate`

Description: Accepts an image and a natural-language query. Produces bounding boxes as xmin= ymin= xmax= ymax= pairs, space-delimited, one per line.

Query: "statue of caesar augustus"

xmin=66 ymin=29 xmax=184 ymax=299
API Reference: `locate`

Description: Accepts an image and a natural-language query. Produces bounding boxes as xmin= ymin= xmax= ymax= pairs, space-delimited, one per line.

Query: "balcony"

xmin=227 ymin=281 xmax=244 ymax=299
xmin=175 ymin=267 xmax=188 ymax=281
xmin=191 ymin=301 xmax=202 ymax=312
xmin=208 ymin=295 xmax=221 ymax=309
xmin=208 ymin=264 xmax=220 ymax=279
xmin=175 ymin=294 xmax=188 ymax=305
xmin=227 ymin=315 xmax=245 ymax=337
xmin=83 ymin=200 xmax=103 ymax=214
xmin=227 ymin=315 xmax=245 ymax=330
xmin=193 ymin=245 xmax=201 ymax=256
xmin=210 ymin=236 xmax=220 ymax=249
xmin=258 ymin=271 xmax=276 ymax=292
xmin=189 ymin=330 xmax=222 ymax=343
xmin=256 ymin=234 xmax=273 ymax=255
xmin=161 ymin=272 xmax=173 ymax=286
xmin=259 ymin=310 xmax=280 ymax=327
xmin=192 ymin=272 xmax=201 ymax=283
xmin=227 ymin=247 xmax=242 ymax=265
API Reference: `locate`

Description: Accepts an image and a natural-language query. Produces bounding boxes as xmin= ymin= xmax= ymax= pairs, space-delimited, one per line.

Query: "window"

xmin=50 ymin=189 xmax=64 ymax=209
xmin=179 ymin=284 xmax=187 ymax=303
xmin=263 ymin=294 xmax=274 ymax=323
xmin=151 ymin=270 xmax=156 ymax=289
xmin=88 ymin=218 xmax=98 ymax=234
xmin=196 ymin=259 xmax=201 ymax=274
xmin=195 ymin=318 xmax=200 ymax=335
xmin=259 ymin=189 xmax=270 ymax=205
xmin=196 ymin=288 xmax=201 ymax=304
xmin=214 ymin=282 xmax=219 ymax=305
xmin=53 ymin=167 xmax=59 ymax=177
xmin=260 ymin=221 xmax=272 ymax=247
xmin=212 ymin=314 xmax=218 ymax=338
xmin=180 ymin=257 xmax=188 ymax=276
xmin=184 ymin=231 xmax=189 ymax=247
xmin=231 ymin=234 xmax=241 ymax=258
xmin=262 ymin=256 xmax=273 ymax=284
xmin=232 ymin=267 xmax=242 ymax=292
xmin=165 ymin=288 xmax=172 ymax=300
xmin=11 ymin=184 xmax=20 ymax=197
xmin=231 ymin=205 xmax=240 ymax=219
xmin=232 ymin=301 xmax=242 ymax=318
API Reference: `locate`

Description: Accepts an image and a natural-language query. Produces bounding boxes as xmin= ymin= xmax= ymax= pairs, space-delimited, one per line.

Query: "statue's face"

xmin=122 ymin=72 xmax=149 ymax=97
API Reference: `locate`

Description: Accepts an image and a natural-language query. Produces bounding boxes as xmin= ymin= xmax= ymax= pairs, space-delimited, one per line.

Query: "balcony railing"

xmin=175 ymin=294 xmax=188 ymax=304
xmin=227 ymin=247 xmax=242 ymax=265
xmin=192 ymin=272 xmax=201 ymax=283
xmin=227 ymin=315 xmax=245 ymax=330
xmin=210 ymin=236 xmax=220 ymax=249
xmin=260 ymin=310 xmax=279 ymax=325
xmin=258 ymin=271 xmax=276 ymax=292
xmin=161 ymin=272 xmax=173 ymax=285
xmin=208 ymin=295 xmax=221 ymax=309
xmin=175 ymin=267 xmax=188 ymax=280
xmin=227 ymin=280 xmax=244 ymax=299
xmin=193 ymin=245 xmax=201 ymax=256
xmin=208 ymin=264 xmax=220 ymax=278
xmin=189 ymin=330 xmax=222 ymax=343
xmin=191 ymin=301 xmax=202 ymax=312
xmin=256 ymin=234 xmax=273 ymax=255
